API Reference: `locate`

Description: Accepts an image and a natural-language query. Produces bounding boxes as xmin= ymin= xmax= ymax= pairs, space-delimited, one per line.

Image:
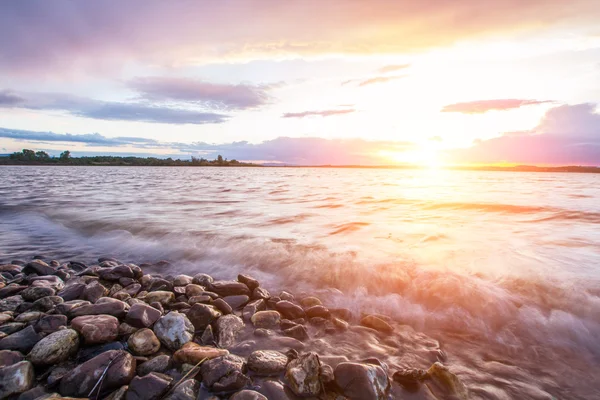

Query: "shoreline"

xmin=0 ymin=256 xmax=466 ymax=399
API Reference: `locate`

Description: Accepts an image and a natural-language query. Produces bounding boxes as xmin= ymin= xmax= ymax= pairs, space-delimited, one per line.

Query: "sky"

xmin=1 ymin=0 xmax=600 ymax=166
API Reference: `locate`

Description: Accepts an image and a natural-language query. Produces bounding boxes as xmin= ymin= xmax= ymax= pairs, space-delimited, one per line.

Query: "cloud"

xmin=441 ymin=99 xmax=554 ymax=114
xmin=0 ymin=90 xmax=23 ymax=105
xmin=378 ymin=64 xmax=410 ymax=73
xmin=358 ymin=75 xmax=406 ymax=86
xmin=128 ymin=77 xmax=274 ymax=110
xmin=0 ymin=90 xmax=228 ymax=124
xmin=282 ymin=109 xmax=355 ymax=118
xmin=448 ymin=103 xmax=600 ymax=165
xmin=0 ymin=127 xmax=161 ymax=147
xmin=1 ymin=1 xmax=599 ymax=75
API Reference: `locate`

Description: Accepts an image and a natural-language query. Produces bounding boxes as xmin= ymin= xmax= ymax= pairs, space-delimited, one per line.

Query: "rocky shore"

xmin=0 ymin=257 xmax=469 ymax=399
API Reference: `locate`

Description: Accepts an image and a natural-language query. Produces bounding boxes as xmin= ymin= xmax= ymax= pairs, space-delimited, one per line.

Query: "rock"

xmin=275 ymin=301 xmax=306 ymax=320
xmin=0 ymin=264 xmax=22 ymax=274
xmin=334 ymin=362 xmax=390 ymax=400
xmin=117 ymin=283 xmax=141 ymax=298
xmin=360 ymin=315 xmax=393 ymax=334
xmin=69 ymin=299 xmax=128 ymax=318
xmin=72 ymin=314 xmax=119 ymax=344
xmin=173 ymin=275 xmax=193 ymax=286
xmin=28 ymin=329 xmax=79 ymax=365
xmin=20 ymin=286 xmax=55 ymax=302
xmin=210 ymin=281 xmax=250 ymax=297
xmin=425 ymin=362 xmax=469 ymax=400
xmin=31 ymin=295 xmax=63 ymax=312
xmin=188 ymin=295 xmax=211 ymax=305
xmin=305 ymin=305 xmax=330 ymax=319
xmin=230 ymin=390 xmax=267 ymax=400
xmin=150 ymin=302 xmax=164 ymax=314
xmin=98 ymin=265 xmax=134 ymax=281
xmin=280 ymin=319 xmax=297 ymax=330
xmin=162 ymin=378 xmax=199 ymax=400
xmin=104 ymin=385 xmax=129 ymax=400
xmin=186 ymin=303 xmax=221 ymax=332
xmin=237 ymin=274 xmax=260 ymax=291
xmin=173 ymin=342 xmax=229 ymax=364
xmin=283 ymin=325 xmax=309 ymax=341
xmin=392 ymin=368 xmax=427 ymax=391
xmin=320 ymin=363 xmax=334 ymax=383
xmin=144 ymin=291 xmax=174 ymax=305
xmin=153 ymin=312 xmax=194 ymax=351
xmin=119 ymin=322 xmax=138 ymax=336
xmin=242 ymin=299 xmax=265 ymax=321
xmin=0 ymin=361 xmax=34 ymax=398
xmin=24 ymin=260 xmax=55 ymax=275
xmin=223 ymin=295 xmax=249 ymax=310
xmin=212 ymin=298 xmax=233 ymax=315
xmin=285 ymin=352 xmax=321 ymax=397
xmin=251 ymin=310 xmax=281 ymax=329
xmin=59 ymin=350 xmax=136 ymax=397
xmin=16 ymin=385 xmax=49 ymax=400
xmin=330 ymin=308 xmax=352 ymax=321
xmin=55 ymin=299 xmax=90 ymax=315
xmin=192 ymin=273 xmax=213 ymax=287
xmin=0 ymin=295 xmax=24 ymax=312
xmin=82 ymin=280 xmax=107 ymax=303
xmin=300 ymin=296 xmax=322 ymax=308
xmin=137 ymin=355 xmax=171 ymax=376
xmin=0 ymin=350 xmax=24 ymax=367
xmin=29 ymin=276 xmax=64 ymax=291
xmin=125 ymin=303 xmax=162 ymax=328
xmin=0 ymin=322 xmax=25 ymax=335
xmin=200 ymin=354 xmax=249 ymax=392
xmin=184 ymin=284 xmax=204 ymax=298
xmin=252 ymin=287 xmax=270 ymax=301
xmin=34 ymin=314 xmax=67 ymax=333
xmin=247 ymin=350 xmax=288 ymax=376
xmin=77 ymin=341 xmax=125 ymax=363
xmin=14 ymin=311 xmax=44 ymax=323
xmin=0 ymin=313 xmax=11 ymax=325
xmin=0 ymin=326 xmax=41 ymax=353
xmin=126 ymin=372 xmax=172 ymax=400
xmin=215 ymin=314 xmax=245 ymax=348
xmin=127 ymin=328 xmax=160 ymax=356
xmin=57 ymin=283 xmax=86 ymax=301
xmin=259 ymin=380 xmax=290 ymax=400
xmin=272 ymin=336 xmax=306 ymax=351
xmin=279 ymin=291 xmax=294 ymax=301
xmin=147 ymin=278 xmax=173 ymax=293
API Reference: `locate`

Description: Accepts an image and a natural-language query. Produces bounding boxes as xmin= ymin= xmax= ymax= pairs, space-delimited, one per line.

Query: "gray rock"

xmin=125 ymin=302 xmax=162 ymax=328
xmin=275 ymin=301 xmax=306 ymax=320
xmin=34 ymin=314 xmax=67 ymax=333
xmin=20 ymin=286 xmax=55 ymax=302
xmin=247 ymin=350 xmax=288 ymax=376
xmin=153 ymin=312 xmax=194 ymax=351
xmin=242 ymin=299 xmax=265 ymax=321
xmin=137 ymin=355 xmax=172 ymax=376
xmin=0 ymin=361 xmax=34 ymax=398
xmin=283 ymin=325 xmax=309 ymax=341
xmin=215 ymin=314 xmax=245 ymax=348
xmin=0 ymin=326 xmax=41 ymax=353
xmin=285 ymin=352 xmax=321 ymax=397
xmin=126 ymin=372 xmax=172 ymax=400
xmin=31 ymin=296 xmax=63 ymax=312
xmin=0 ymin=295 xmax=24 ymax=312
xmin=186 ymin=303 xmax=221 ymax=332
xmin=57 ymin=283 xmax=86 ymax=301
xmin=223 ymin=295 xmax=249 ymax=310
xmin=192 ymin=273 xmax=213 ymax=287
xmin=28 ymin=329 xmax=79 ymax=365
xmin=230 ymin=390 xmax=268 ymax=400
xmin=0 ymin=322 xmax=26 ymax=335
xmin=200 ymin=354 xmax=249 ymax=391
xmin=334 ymin=362 xmax=389 ymax=400
xmin=210 ymin=281 xmax=250 ymax=297
xmin=212 ymin=298 xmax=233 ymax=315
xmin=127 ymin=328 xmax=160 ymax=356
xmin=163 ymin=378 xmax=199 ymax=400
xmin=0 ymin=349 xmax=24 ymax=368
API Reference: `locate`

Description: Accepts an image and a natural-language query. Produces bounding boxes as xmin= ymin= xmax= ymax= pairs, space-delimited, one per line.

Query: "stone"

xmin=272 ymin=336 xmax=306 ymax=350
xmin=69 ymin=299 xmax=128 ymax=318
xmin=0 ymin=295 xmax=24 ymax=312
xmin=0 ymin=313 xmax=11 ymax=324
xmin=57 ymin=283 xmax=86 ymax=301
xmin=55 ymin=299 xmax=90 ymax=315
xmin=0 ymin=322 xmax=25 ymax=335
xmin=0 ymin=264 xmax=22 ymax=274
xmin=334 ymin=362 xmax=390 ymax=400
xmin=126 ymin=372 xmax=172 ymax=400
xmin=15 ymin=311 xmax=44 ymax=323
xmin=59 ymin=350 xmax=136 ymax=397
xmin=24 ymin=260 xmax=55 ymax=276
xmin=162 ymin=378 xmax=199 ymax=400
xmin=242 ymin=299 xmax=266 ymax=321
xmin=283 ymin=325 xmax=309 ymax=341
xmin=127 ymin=328 xmax=161 ymax=356
xmin=29 ymin=275 xmax=64 ymax=291
xmin=72 ymin=315 xmax=119 ymax=344
xmin=210 ymin=281 xmax=250 ymax=297
xmin=192 ymin=273 xmax=213 ymax=287
xmin=186 ymin=303 xmax=221 ymax=332
xmin=251 ymin=310 xmax=281 ymax=329
xmin=247 ymin=350 xmax=288 ymax=376
xmin=392 ymin=368 xmax=427 ymax=391
xmin=215 ymin=314 xmax=245 ymax=348
xmin=125 ymin=303 xmax=162 ymax=328
xmin=223 ymin=295 xmax=249 ymax=310
xmin=173 ymin=342 xmax=229 ymax=364
xmin=153 ymin=312 xmax=194 ymax=351
xmin=237 ymin=274 xmax=260 ymax=291
xmin=184 ymin=284 xmax=204 ymax=298
xmin=188 ymin=295 xmax=211 ymax=305
xmin=119 ymin=323 xmax=138 ymax=336
xmin=117 ymin=283 xmax=141 ymax=298
xmin=285 ymin=352 xmax=321 ymax=397
xmin=259 ymin=380 xmax=290 ymax=400
xmin=98 ymin=265 xmax=134 ymax=281
xmin=0 ymin=326 xmax=41 ymax=353
xmin=16 ymin=385 xmax=49 ymax=400
xmin=252 ymin=287 xmax=270 ymax=301
xmin=300 ymin=296 xmax=322 ymax=308
xmin=230 ymin=390 xmax=267 ymax=400
xmin=200 ymin=354 xmax=249 ymax=392
xmin=425 ymin=362 xmax=469 ymax=400
xmin=34 ymin=314 xmax=67 ymax=333
xmin=20 ymin=286 xmax=55 ymax=302
xmin=0 ymin=361 xmax=34 ymax=398
xmin=173 ymin=275 xmax=193 ymax=286
xmin=147 ymin=278 xmax=173 ymax=293
xmin=305 ymin=305 xmax=330 ymax=319
xmin=275 ymin=301 xmax=306 ymax=320
xmin=144 ymin=291 xmax=175 ymax=305
xmin=105 ymin=385 xmax=129 ymax=400
xmin=0 ymin=350 xmax=24 ymax=367
xmin=330 ymin=308 xmax=352 ymax=321
xmin=212 ymin=298 xmax=232 ymax=315
xmin=29 ymin=329 xmax=79 ymax=365
xmin=150 ymin=302 xmax=164 ymax=314
xmin=31 ymin=296 xmax=63 ymax=312
xmin=82 ymin=280 xmax=107 ymax=303
xmin=360 ymin=315 xmax=393 ymax=334
xmin=77 ymin=342 xmax=125 ymax=363
xmin=109 ymin=284 xmax=124 ymax=297
xmin=137 ymin=355 xmax=172 ymax=376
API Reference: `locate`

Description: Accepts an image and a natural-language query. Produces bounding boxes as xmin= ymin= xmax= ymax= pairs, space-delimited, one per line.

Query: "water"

xmin=1 ymin=166 xmax=600 ymax=398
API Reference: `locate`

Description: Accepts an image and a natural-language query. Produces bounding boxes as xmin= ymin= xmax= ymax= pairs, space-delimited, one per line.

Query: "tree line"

xmin=1 ymin=149 xmax=258 ymax=167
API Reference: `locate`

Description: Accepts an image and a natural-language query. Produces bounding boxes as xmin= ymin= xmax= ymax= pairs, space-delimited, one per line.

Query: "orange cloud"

xmin=442 ymin=99 xmax=554 ymax=114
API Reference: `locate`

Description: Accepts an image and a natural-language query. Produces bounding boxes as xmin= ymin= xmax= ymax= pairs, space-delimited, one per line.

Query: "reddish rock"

xmin=72 ymin=314 xmax=119 ymax=344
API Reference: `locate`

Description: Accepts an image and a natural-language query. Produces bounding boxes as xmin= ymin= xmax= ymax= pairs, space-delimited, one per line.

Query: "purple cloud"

xmin=0 ymin=90 xmax=23 ymax=105
xmin=282 ymin=109 xmax=355 ymax=118
xmin=442 ymin=99 xmax=554 ymax=114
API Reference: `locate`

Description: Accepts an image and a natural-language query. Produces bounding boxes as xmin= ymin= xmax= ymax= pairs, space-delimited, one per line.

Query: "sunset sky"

xmin=1 ymin=1 xmax=600 ymax=165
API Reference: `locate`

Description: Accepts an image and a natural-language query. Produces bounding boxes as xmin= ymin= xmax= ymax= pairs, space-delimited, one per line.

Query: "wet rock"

xmin=29 ymin=329 xmax=79 ymax=365
xmin=210 ymin=281 xmax=250 ymax=297
xmin=119 ymin=277 xmax=136 ymax=287
xmin=33 ymin=314 xmax=66 ymax=334
xmin=258 ymin=380 xmax=290 ymax=400
xmin=320 ymin=363 xmax=334 ymax=383
xmin=0 ymin=322 xmax=26 ymax=335
xmin=0 ymin=361 xmax=34 ymax=398
xmin=24 ymin=260 xmax=55 ymax=276
xmin=275 ymin=301 xmax=306 ymax=320
xmin=98 ymin=265 xmax=134 ymax=281
xmin=272 ymin=336 xmax=306 ymax=351
xmin=0 ymin=325 xmax=41 ymax=353
xmin=188 ymin=295 xmax=211 ymax=305
xmin=251 ymin=310 xmax=281 ymax=329
xmin=137 ymin=355 xmax=172 ymax=376
xmin=163 ymin=378 xmax=199 ymax=400
xmin=14 ymin=311 xmax=44 ymax=323
xmin=0 ymin=313 xmax=11 ymax=325
xmin=251 ymin=287 xmax=270 ymax=301
xmin=300 ymin=296 xmax=322 ymax=308
xmin=0 ymin=295 xmax=24 ymax=312
xmin=104 ymin=385 xmax=129 ymax=400
xmin=392 ymin=368 xmax=427 ymax=392
xmin=150 ymin=302 xmax=164 ymax=314
xmin=184 ymin=284 xmax=204 ymax=298
xmin=173 ymin=342 xmax=229 ymax=364
xmin=72 ymin=314 xmax=119 ymax=344
xmin=360 ymin=315 xmax=393 ymax=334
xmin=82 ymin=280 xmax=107 ymax=303
xmin=425 ymin=362 xmax=469 ymax=400
xmin=200 ymin=354 xmax=249 ymax=392
xmin=305 ymin=305 xmax=330 ymax=319
xmin=77 ymin=341 xmax=125 ymax=363
xmin=127 ymin=328 xmax=160 ymax=356
xmin=247 ymin=350 xmax=288 ymax=376
xmin=109 ymin=284 xmax=124 ymax=297
xmin=119 ymin=322 xmax=139 ymax=336
xmin=16 ymin=385 xmax=49 ymax=400
xmin=242 ymin=299 xmax=266 ymax=321
xmin=212 ymin=298 xmax=233 ymax=315
xmin=144 ymin=291 xmax=175 ymax=305
xmin=20 ymin=286 xmax=55 ymax=302
xmin=55 ymin=299 xmax=90 ymax=315
xmin=147 ymin=278 xmax=173 ymax=293
xmin=153 ymin=312 xmax=194 ymax=351
xmin=253 ymin=328 xmax=273 ymax=338
xmin=125 ymin=303 xmax=162 ymax=328
xmin=186 ymin=303 xmax=221 ymax=332
xmin=192 ymin=273 xmax=213 ymax=287
xmin=215 ymin=314 xmax=245 ymax=348
xmin=334 ymin=362 xmax=390 ymax=400
xmin=237 ymin=274 xmax=260 ymax=291
xmin=280 ymin=319 xmax=298 ymax=330
xmin=330 ymin=308 xmax=352 ymax=321
xmin=126 ymin=372 xmax=172 ymax=400
xmin=285 ymin=352 xmax=321 ymax=397
xmin=0 ymin=264 xmax=22 ymax=275
xmin=283 ymin=325 xmax=309 ymax=341
xmin=59 ymin=350 xmax=136 ymax=397
xmin=0 ymin=349 xmax=24 ymax=367
xmin=223 ymin=295 xmax=250 ymax=310
xmin=230 ymin=390 xmax=268 ymax=400
xmin=117 ymin=283 xmax=141 ymax=298
xmin=173 ymin=275 xmax=193 ymax=286
xmin=70 ymin=298 xmax=128 ymax=318
xmin=279 ymin=291 xmax=294 ymax=302
xmin=57 ymin=283 xmax=86 ymax=301
xmin=31 ymin=295 xmax=63 ymax=312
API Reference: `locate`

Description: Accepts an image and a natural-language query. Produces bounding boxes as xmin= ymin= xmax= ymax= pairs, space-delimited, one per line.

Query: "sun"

xmin=380 ymin=145 xmax=444 ymax=168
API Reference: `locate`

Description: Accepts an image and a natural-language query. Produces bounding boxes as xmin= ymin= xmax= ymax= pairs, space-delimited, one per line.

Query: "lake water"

xmin=1 ymin=166 xmax=600 ymax=398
